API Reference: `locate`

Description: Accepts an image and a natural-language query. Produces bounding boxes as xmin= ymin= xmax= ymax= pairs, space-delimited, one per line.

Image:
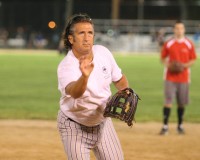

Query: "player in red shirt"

xmin=160 ymin=21 xmax=197 ymax=135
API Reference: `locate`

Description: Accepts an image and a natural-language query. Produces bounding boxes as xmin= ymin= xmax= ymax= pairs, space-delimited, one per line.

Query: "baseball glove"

xmin=168 ymin=61 xmax=184 ymax=73
xmin=104 ymin=88 xmax=140 ymax=127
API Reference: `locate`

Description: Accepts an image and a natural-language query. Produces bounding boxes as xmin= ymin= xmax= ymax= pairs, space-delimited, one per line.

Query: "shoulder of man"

xmin=93 ymin=44 xmax=109 ymax=52
xmin=184 ymin=37 xmax=194 ymax=49
xmin=164 ymin=37 xmax=176 ymax=49
xmin=93 ymin=44 xmax=114 ymax=57
xmin=57 ymin=50 xmax=78 ymax=70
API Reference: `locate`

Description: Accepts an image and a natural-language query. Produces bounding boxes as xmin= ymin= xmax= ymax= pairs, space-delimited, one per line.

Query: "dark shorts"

xmin=164 ymin=80 xmax=189 ymax=106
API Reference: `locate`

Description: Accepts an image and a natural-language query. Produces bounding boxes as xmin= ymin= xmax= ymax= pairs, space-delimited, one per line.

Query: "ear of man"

xmin=68 ymin=35 xmax=73 ymax=45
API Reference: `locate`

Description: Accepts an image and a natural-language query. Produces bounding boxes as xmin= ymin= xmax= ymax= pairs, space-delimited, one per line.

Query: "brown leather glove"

xmin=104 ymin=88 xmax=140 ymax=127
xmin=168 ymin=61 xmax=184 ymax=73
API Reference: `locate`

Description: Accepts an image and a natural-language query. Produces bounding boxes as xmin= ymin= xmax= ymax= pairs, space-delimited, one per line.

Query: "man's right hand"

xmin=65 ymin=56 xmax=94 ymax=99
xmin=79 ymin=56 xmax=94 ymax=77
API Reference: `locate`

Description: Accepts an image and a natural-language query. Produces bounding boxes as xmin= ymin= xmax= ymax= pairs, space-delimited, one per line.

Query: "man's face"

xmin=69 ymin=22 xmax=94 ymax=55
xmin=174 ymin=23 xmax=185 ymax=39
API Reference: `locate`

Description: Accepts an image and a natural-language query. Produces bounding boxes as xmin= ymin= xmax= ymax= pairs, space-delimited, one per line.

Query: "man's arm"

xmin=183 ymin=59 xmax=195 ymax=68
xmin=161 ymin=57 xmax=196 ymax=68
xmin=66 ymin=76 xmax=89 ymax=99
xmin=161 ymin=57 xmax=169 ymax=68
xmin=65 ymin=56 xmax=94 ymax=99
xmin=113 ymin=74 xmax=129 ymax=91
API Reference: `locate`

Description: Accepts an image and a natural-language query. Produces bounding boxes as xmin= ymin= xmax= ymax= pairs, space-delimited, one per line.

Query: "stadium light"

xmin=48 ymin=21 xmax=56 ymax=29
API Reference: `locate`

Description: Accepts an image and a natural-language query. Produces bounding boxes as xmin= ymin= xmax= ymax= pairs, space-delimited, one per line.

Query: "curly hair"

xmin=63 ymin=13 xmax=94 ymax=50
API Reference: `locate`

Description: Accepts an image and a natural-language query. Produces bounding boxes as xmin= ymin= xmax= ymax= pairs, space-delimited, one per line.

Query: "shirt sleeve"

xmin=57 ymin=60 xmax=80 ymax=96
xmin=189 ymin=42 xmax=197 ymax=60
xmin=106 ymin=49 xmax=122 ymax=82
xmin=161 ymin=42 xmax=168 ymax=59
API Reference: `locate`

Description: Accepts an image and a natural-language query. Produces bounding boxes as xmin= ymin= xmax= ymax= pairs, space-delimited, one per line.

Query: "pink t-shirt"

xmin=57 ymin=45 xmax=122 ymax=126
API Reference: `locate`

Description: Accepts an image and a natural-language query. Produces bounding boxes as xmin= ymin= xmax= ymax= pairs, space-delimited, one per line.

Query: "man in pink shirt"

xmin=57 ymin=14 xmax=129 ymax=160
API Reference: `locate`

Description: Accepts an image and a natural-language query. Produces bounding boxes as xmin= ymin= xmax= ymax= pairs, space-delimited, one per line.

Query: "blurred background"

xmin=0 ymin=0 xmax=200 ymax=53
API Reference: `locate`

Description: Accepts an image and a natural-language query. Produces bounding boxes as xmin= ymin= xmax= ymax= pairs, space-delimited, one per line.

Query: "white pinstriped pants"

xmin=57 ymin=110 xmax=124 ymax=160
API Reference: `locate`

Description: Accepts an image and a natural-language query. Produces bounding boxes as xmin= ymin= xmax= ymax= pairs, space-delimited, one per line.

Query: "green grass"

xmin=0 ymin=50 xmax=199 ymax=122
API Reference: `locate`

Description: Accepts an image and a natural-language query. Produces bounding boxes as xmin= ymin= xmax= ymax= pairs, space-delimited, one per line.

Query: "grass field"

xmin=0 ymin=49 xmax=199 ymax=122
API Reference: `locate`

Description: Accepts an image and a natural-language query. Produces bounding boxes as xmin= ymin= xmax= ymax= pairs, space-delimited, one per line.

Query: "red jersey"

xmin=161 ymin=37 xmax=197 ymax=83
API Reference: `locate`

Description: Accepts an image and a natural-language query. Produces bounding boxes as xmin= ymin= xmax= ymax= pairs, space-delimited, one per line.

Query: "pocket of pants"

xmin=57 ymin=111 xmax=70 ymax=130
xmin=57 ymin=111 xmax=80 ymax=137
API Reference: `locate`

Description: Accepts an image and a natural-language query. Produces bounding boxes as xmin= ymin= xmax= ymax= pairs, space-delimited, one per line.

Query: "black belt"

xmin=68 ymin=117 xmax=101 ymax=129
xmin=60 ymin=110 xmax=77 ymax=123
xmin=68 ymin=118 xmax=76 ymax=123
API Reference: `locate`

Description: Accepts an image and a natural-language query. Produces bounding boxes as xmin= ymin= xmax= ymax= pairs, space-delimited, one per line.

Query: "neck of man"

xmin=72 ymin=49 xmax=93 ymax=62
xmin=175 ymin=35 xmax=185 ymax=40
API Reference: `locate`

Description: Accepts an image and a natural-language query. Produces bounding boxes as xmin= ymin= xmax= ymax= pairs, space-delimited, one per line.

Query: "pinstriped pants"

xmin=57 ymin=111 xmax=124 ymax=160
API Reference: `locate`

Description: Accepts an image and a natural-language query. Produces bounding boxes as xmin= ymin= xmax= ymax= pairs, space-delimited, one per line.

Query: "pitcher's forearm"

xmin=113 ymin=75 xmax=129 ymax=91
xmin=65 ymin=75 xmax=89 ymax=99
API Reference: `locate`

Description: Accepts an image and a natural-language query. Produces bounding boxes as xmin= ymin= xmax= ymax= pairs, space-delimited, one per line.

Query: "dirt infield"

xmin=0 ymin=120 xmax=199 ymax=160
